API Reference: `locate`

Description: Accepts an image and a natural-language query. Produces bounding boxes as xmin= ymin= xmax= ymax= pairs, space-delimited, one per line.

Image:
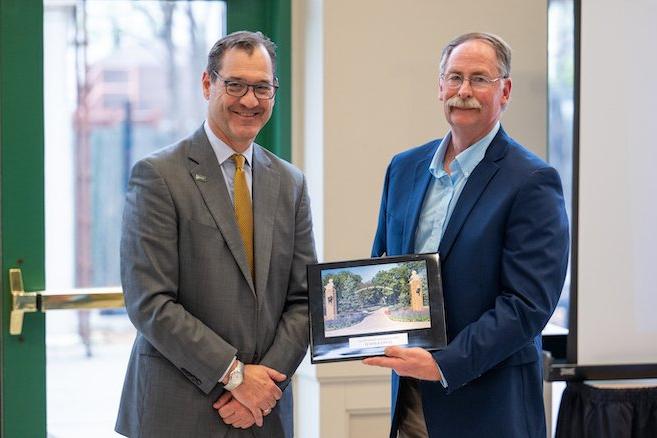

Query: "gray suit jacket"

xmin=116 ymin=126 xmax=316 ymax=437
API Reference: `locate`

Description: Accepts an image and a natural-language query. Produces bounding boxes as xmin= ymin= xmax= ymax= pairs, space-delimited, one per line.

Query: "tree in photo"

xmin=322 ymin=271 xmax=363 ymax=314
xmin=372 ymin=261 xmax=427 ymax=308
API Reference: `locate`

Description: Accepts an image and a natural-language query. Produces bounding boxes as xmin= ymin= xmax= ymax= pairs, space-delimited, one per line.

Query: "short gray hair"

xmin=439 ymin=32 xmax=512 ymax=78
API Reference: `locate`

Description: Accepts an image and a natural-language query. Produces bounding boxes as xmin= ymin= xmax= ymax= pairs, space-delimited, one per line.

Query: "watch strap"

xmin=224 ymin=360 xmax=244 ymax=391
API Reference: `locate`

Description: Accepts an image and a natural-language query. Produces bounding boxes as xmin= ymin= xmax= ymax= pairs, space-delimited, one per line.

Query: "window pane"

xmin=44 ymin=1 xmax=226 ymax=436
xmin=547 ymin=0 xmax=574 ymax=331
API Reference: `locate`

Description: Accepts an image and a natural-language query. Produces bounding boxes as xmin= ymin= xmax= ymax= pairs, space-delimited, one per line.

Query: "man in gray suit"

xmin=116 ymin=31 xmax=316 ymax=437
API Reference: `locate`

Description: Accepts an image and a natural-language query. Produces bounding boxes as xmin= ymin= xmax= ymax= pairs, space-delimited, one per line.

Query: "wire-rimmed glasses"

xmin=440 ymin=73 xmax=506 ymax=90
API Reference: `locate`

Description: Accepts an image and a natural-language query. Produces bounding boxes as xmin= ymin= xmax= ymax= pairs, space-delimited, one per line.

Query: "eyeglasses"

xmin=440 ymin=73 xmax=506 ymax=90
xmin=213 ymin=71 xmax=278 ymax=99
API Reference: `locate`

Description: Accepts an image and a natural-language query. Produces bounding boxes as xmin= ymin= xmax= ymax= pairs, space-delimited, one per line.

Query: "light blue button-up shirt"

xmin=414 ymin=122 xmax=500 ymax=387
xmin=414 ymin=122 xmax=500 ymax=254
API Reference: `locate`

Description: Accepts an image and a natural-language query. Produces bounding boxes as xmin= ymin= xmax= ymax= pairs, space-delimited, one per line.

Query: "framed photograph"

xmin=307 ymin=253 xmax=446 ymax=363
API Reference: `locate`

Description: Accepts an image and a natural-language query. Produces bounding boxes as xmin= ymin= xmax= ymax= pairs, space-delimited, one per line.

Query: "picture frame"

xmin=307 ymin=253 xmax=447 ymax=363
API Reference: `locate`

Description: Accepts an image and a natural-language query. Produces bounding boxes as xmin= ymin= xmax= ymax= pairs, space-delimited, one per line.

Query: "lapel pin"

xmin=194 ymin=174 xmax=207 ymax=182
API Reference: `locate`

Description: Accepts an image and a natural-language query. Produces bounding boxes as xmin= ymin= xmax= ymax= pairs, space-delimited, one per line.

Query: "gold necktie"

xmin=232 ymin=154 xmax=254 ymax=276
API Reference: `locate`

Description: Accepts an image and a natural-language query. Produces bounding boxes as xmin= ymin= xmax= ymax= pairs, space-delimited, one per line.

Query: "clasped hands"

xmin=213 ymin=364 xmax=286 ymax=429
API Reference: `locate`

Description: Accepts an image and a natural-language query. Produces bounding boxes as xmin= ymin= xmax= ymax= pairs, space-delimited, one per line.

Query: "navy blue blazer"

xmin=372 ymin=127 xmax=569 ymax=438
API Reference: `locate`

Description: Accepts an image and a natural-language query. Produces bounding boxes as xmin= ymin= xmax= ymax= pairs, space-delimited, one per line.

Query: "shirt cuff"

xmin=219 ymin=357 xmax=237 ymax=383
xmin=436 ymin=361 xmax=448 ymax=388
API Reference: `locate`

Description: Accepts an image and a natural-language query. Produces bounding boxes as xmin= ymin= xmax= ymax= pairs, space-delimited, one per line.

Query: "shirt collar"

xmin=429 ymin=121 xmax=500 ymax=178
xmin=203 ymin=120 xmax=253 ymax=167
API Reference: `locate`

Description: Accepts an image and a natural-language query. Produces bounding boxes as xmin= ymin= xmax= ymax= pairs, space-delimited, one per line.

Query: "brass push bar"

xmin=8 ymin=268 xmax=124 ymax=335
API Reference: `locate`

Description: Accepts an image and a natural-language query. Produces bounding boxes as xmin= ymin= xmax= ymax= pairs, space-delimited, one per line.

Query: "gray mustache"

xmin=447 ymin=96 xmax=482 ymax=109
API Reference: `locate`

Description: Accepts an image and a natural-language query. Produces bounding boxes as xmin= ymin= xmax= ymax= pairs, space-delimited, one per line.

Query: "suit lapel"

xmin=401 ymin=151 xmax=435 ymax=254
xmin=438 ymin=129 xmax=508 ymax=261
xmin=187 ymin=127 xmax=256 ymax=294
xmin=252 ymin=145 xmax=279 ymax=296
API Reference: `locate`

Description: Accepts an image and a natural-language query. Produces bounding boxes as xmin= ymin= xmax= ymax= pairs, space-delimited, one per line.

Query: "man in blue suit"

xmin=363 ymin=32 xmax=569 ymax=437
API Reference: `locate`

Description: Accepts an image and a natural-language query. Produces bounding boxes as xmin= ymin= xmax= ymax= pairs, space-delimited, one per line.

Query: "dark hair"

xmin=440 ymin=32 xmax=512 ymax=78
xmin=206 ymin=31 xmax=277 ymax=80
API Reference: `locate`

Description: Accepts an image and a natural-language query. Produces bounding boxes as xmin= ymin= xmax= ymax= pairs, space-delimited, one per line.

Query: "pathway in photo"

xmin=327 ymin=307 xmax=430 ymax=337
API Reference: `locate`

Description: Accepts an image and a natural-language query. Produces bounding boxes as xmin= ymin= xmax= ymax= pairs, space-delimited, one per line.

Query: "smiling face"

xmin=202 ymin=45 xmax=275 ymax=152
xmin=439 ymin=39 xmax=511 ymax=142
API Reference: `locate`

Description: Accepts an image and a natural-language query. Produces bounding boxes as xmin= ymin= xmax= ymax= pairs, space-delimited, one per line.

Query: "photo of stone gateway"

xmin=321 ymin=260 xmax=431 ymax=338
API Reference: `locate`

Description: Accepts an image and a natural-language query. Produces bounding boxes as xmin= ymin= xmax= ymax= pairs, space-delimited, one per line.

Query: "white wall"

xmin=294 ymin=0 xmax=548 ymax=264
xmin=292 ymin=1 xmax=548 ymax=436
xmin=577 ymin=0 xmax=657 ymax=366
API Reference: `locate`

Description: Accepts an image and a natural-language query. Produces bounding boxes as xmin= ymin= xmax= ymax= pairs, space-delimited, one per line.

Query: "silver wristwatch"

xmin=224 ymin=360 xmax=244 ymax=391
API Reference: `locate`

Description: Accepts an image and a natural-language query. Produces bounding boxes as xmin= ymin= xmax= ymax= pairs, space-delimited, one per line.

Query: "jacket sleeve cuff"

xmin=436 ymin=361 xmax=448 ymax=388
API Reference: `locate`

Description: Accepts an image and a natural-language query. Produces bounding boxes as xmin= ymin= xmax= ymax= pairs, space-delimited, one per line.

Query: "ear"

xmin=438 ymin=78 xmax=445 ymax=102
xmin=500 ymin=77 xmax=512 ymax=106
xmin=201 ymin=71 xmax=212 ymax=101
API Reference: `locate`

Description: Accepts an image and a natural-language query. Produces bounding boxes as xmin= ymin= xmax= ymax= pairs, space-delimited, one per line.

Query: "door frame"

xmin=227 ymin=0 xmax=292 ymax=161
xmin=1 ymin=1 xmax=47 ymax=436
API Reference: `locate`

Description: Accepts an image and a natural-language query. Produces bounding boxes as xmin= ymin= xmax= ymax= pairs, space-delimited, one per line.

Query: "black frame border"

xmin=307 ymin=253 xmax=447 ymax=364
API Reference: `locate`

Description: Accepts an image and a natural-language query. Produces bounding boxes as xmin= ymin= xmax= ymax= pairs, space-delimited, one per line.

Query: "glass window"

xmin=102 ymin=70 xmax=129 ymax=83
xmin=44 ymin=1 xmax=226 ymax=436
xmin=546 ymin=0 xmax=574 ymax=332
